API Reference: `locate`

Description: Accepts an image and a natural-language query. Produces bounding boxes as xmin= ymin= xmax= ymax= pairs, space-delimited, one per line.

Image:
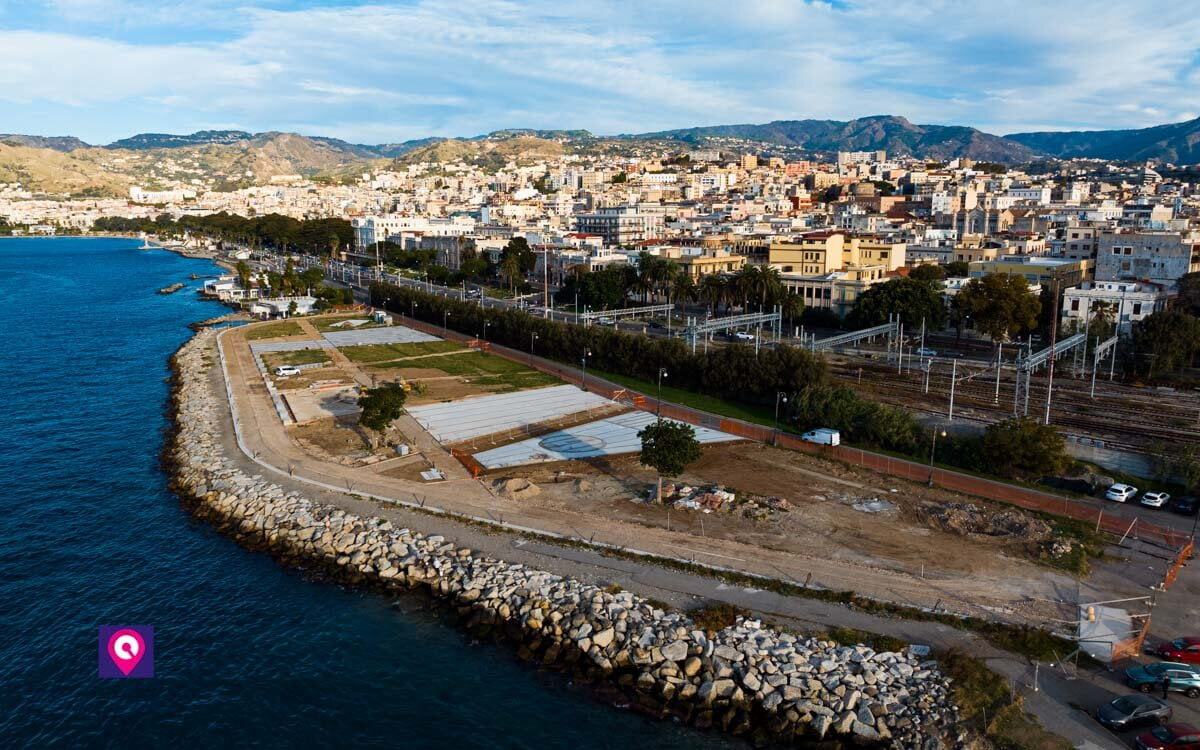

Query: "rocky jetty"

xmin=166 ymin=328 xmax=961 ymax=748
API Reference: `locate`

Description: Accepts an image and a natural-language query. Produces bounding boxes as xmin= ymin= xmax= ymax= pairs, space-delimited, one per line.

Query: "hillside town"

xmin=4 ymin=142 xmax=1198 ymax=331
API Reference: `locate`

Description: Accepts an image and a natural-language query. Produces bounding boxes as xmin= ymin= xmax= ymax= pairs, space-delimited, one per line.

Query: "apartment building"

xmin=768 ymin=232 xmax=907 ymax=274
xmin=1061 ymin=280 xmax=1173 ymax=334
xmin=968 ymin=256 xmax=1090 ymax=288
xmin=1095 ymin=229 xmax=1200 ymax=286
xmin=573 ymin=206 xmax=664 ymax=247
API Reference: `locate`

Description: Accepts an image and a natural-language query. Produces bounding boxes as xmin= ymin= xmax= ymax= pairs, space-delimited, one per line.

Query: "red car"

xmin=1136 ymin=723 xmax=1200 ymax=750
xmin=1157 ymin=638 xmax=1200 ymax=664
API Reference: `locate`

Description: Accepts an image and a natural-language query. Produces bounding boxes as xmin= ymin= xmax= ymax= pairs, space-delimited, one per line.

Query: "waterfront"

xmin=0 ymin=238 xmax=731 ymax=749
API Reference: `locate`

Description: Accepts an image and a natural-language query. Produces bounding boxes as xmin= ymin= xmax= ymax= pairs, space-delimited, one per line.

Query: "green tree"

xmin=698 ymin=274 xmax=727 ymax=315
xmin=908 ymin=264 xmax=945 ymax=282
xmin=1175 ymin=272 xmax=1200 ymax=316
xmin=501 ymin=236 xmax=537 ymax=275
xmin=847 ymin=277 xmax=947 ymax=329
xmin=952 ymin=273 xmax=1041 ymax=342
xmin=357 ymin=383 xmax=408 ymax=447
xmin=1126 ymin=310 xmax=1200 ymax=377
xmin=500 ymin=252 xmax=522 ymax=294
xmin=235 ymin=260 xmax=251 ymax=291
xmin=945 ymin=261 xmax=969 ymax=277
xmin=981 ymin=418 xmax=1068 ymax=479
xmin=638 ymin=419 xmax=702 ymax=501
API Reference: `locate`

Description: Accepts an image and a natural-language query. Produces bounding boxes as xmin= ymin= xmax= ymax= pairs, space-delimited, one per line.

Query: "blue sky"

xmin=1 ymin=0 xmax=1199 ymax=145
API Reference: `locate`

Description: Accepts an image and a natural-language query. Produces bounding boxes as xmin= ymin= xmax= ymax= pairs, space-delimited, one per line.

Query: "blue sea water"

xmin=0 ymin=238 xmax=733 ymax=749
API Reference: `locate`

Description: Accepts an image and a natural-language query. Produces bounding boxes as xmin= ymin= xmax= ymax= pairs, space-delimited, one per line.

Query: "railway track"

xmin=830 ymin=358 xmax=1200 ymax=450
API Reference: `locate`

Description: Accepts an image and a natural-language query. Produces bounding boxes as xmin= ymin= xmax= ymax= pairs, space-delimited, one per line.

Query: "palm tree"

xmin=671 ymin=272 xmax=696 ymax=306
xmin=698 ymin=274 xmax=726 ymax=316
xmin=732 ymin=265 xmax=761 ymax=311
xmin=779 ymin=289 xmax=805 ymax=327
xmin=500 ymin=253 xmax=522 ymax=295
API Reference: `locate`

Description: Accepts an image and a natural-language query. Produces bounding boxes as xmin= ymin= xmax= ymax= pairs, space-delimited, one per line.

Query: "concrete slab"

xmin=283 ymin=385 xmax=361 ymax=423
xmin=322 ymin=325 xmax=438 ymax=348
xmin=473 ymin=411 xmax=737 ymax=469
xmin=250 ymin=340 xmax=326 ymax=353
xmin=406 ymin=384 xmax=612 ymax=444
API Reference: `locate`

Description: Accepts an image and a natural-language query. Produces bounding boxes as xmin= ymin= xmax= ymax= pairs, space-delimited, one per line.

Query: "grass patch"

xmin=689 ymin=603 xmax=750 ymax=632
xmin=592 ymin=369 xmax=782 ymax=428
xmin=938 ymin=650 xmax=1071 ymax=750
xmin=819 ymin=626 xmax=909 ymax=653
xmin=244 ymin=321 xmax=303 ymax=340
xmin=262 ymin=349 xmax=331 ymax=367
xmin=469 ymin=371 xmax=561 ymax=392
xmin=397 ymin=351 xmax=533 ymax=377
xmin=340 ymin=341 xmax=464 ymax=363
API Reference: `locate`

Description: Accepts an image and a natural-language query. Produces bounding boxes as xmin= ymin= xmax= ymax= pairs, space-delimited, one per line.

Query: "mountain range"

xmin=2 ymin=114 xmax=1199 ymax=198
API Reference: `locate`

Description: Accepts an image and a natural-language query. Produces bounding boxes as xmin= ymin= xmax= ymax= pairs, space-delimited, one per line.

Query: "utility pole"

xmin=1044 ymin=279 xmax=1060 ymax=425
xmin=994 ymin=343 xmax=1002 ymax=403
xmin=948 ymin=358 xmax=957 ymax=421
xmin=1090 ymin=337 xmax=1099 ymax=399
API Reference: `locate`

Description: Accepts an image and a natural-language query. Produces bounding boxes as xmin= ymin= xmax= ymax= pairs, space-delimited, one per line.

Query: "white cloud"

xmin=2 ymin=0 xmax=1199 ymax=141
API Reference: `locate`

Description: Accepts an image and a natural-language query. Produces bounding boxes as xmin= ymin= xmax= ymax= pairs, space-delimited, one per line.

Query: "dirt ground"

xmin=290 ymin=416 xmax=389 ymax=463
xmin=488 ymin=442 xmax=1070 ymax=585
xmin=271 ymin=365 xmax=352 ymax=392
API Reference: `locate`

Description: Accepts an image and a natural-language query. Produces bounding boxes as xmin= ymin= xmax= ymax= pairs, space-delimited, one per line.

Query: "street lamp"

xmin=928 ymin=425 xmax=948 ymax=487
xmin=530 ymin=332 xmax=539 ymax=366
xmin=480 ymin=321 xmax=490 ymax=341
xmin=442 ymin=309 xmax=449 ymax=336
xmin=580 ymin=349 xmax=592 ymax=391
xmin=656 ymin=368 xmax=668 ymax=415
xmin=773 ymin=391 xmax=788 ymax=444
xmin=409 ymin=299 xmax=417 ymax=320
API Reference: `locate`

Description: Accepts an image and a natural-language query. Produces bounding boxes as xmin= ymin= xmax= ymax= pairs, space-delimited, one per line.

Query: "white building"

xmin=1061 ymin=280 xmax=1174 ymax=334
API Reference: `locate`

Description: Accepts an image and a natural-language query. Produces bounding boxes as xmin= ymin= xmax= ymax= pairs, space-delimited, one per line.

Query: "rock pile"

xmin=167 ymin=329 xmax=961 ymax=748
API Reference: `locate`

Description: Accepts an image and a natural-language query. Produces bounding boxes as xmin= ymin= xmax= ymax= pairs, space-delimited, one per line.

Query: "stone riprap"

xmin=167 ymin=328 xmax=961 ymax=748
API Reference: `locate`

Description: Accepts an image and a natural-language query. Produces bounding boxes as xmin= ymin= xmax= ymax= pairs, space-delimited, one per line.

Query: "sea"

xmin=0 ymin=237 xmax=733 ymax=749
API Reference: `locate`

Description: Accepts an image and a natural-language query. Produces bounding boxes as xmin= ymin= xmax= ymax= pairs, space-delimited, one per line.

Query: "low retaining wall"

xmin=166 ymin=327 xmax=961 ymax=748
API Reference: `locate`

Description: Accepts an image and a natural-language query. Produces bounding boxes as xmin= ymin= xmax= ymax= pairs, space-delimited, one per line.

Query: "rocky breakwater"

xmin=167 ymin=328 xmax=961 ymax=748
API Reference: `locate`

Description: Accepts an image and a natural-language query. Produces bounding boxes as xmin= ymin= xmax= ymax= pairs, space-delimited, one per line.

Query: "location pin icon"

xmin=107 ymin=629 xmax=146 ymax=676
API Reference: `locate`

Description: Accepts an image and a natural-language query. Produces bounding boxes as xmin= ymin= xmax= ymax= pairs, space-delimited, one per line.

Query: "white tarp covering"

xmin=1078 ymin=604 xmax=1134 ymax=662
xmin=250 ymin=340 xmax=325 ymax=353
xmin=322 ymin=325 xmax=438 ymax=348
xmin=474 ymin=411 xmax=737 ymax=469
xmin=406 ymin=384 xmax=611 ymax=444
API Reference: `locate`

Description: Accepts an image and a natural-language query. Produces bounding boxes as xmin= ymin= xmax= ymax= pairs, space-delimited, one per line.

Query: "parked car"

xmin=801 ymin=428 xmax=841 ymax=446
xmin=273 ymin=365 xmax=301 ymax=377
xmin=1142 ymin=491 xmax=1172 ymax=509
xmin=1096 ymin=694 xmax=1171 ymax=730
xmin=916 ymin=347 xmax=937 ymax=357
xmin=596 ymin=316 xmax=616 ymax=326
xmin=647 ymin=320 xmax=667 ymax=330
xmin=1156 ymin=639 xmax=1200 ymax=665
xmin=1106 ymin=483 xmax=1139 ymax=502
xmin=1172 ymin=497 xmax=1199 ymax=517
xmin=1126 ymin=662 xmax=1200 ymax=698
xmin=733 ymin=331 xmax=755 ymax=341
xmin=1135 ymin=723 xmax=1200 ymax=749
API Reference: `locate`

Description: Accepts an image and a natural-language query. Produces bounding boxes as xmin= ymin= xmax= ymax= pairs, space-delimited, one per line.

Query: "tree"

xmin=500 ymin=252 xmax=522 ymax=294
xmin=638 ymin=419 xmax=702 ymax=501
xmin=945 ymin=261 xmax=969 ymax=277
xmin=1126 ymin=310 xmax=1200 ymax=377
xmin=847 ymin=277 xmax=947 ymax=330
xmin=501 ymin=236 xmax=537 ymax=275
xmin=671 ymin=272 xmax=696 ymax=305
xmin=779 ymin=289 xmax=805 ymax=326
xmin=952 ymin=273 xmax=1041 ymax=342
xmin=235 ymin=260 xmax=251 ymax=291
xmin=981 ymin=418 xmax=1068 ymax=479
xmin=908 ymin=264 xmax=945 ymax=282
xmin=1176 ymin=272 xmax=1200 ymax=316
xmin=357 ymin=383 xmax=408 ymax=447
xmin=698 ymin=274 xmax=727 ymax=315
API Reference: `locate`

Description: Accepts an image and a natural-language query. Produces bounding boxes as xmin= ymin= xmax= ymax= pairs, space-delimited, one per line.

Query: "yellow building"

xmin=967 ymin=256 xmax=1091 ymax=287
xmin=659 ymin=246 xmax=747 ymax=279
xmin=768 ymin=232 xmax=906 ymax=275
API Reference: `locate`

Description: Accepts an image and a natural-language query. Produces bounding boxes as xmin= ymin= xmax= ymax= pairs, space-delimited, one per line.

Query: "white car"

xmin=916 ymin=347 xmax=937 ymax=357
xmin=597 ymin=316 xmax=616 ymax=326
xmin=1105 ymin=483 xmax=1138 ymax=503
xmin=1140 ymin=491 xmax=1171 ymax=509
xmin=273 ymin=365 xmax=301 ymax=377
xmin=733 ymin=331 xmax=755 ymax=341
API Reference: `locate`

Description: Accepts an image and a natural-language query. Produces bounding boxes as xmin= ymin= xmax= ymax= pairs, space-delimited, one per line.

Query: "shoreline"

xmin=163 ymin=324 xmax=959 ymax=747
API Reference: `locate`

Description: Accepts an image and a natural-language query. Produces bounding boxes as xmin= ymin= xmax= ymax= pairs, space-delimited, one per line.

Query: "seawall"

xmin=165 ymin=326 xmax=961 ymax=748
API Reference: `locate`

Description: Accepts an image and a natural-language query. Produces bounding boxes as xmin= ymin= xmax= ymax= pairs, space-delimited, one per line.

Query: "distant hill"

xmin=0 ymin=134 xmax=91 ymax=152
xmin=1005 ymin=117 xmax=1200 ymax=163
xmin=395 ymin=136 xmax=567 ymax=167
xmin=0 ymin=143 xmax=132 ymax=195
xmin=106 ymin=130 xmax=254 ymax=150
xmin=629 ymin=115 xmax=1040 ymax=162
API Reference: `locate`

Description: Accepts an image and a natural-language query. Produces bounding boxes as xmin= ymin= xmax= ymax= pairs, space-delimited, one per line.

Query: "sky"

xmin=1 ymin=0 xmax=1199 ymax=145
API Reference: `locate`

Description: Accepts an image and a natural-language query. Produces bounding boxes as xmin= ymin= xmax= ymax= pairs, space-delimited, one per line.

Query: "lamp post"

xmin=409 ymin=299 xmax=417 ymax=320
xmin=580 ymin=349 xmax=592 ymax=391
xmin=530 ymin=332 xmax=539 ymax=366
xmin=656 ymin=368 xmax=668 ymax=416
xmin=480 ymin=321 xmax=489 ymax=341
xmin=928 ymin=425 xmax=947 ymax=487
xmin=773 ymin=391 xmax=788 ymax=444
xmin=442 ymin=309 xmax=449 ymax=336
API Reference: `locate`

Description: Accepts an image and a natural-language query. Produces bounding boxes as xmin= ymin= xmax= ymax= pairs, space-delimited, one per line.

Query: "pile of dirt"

xmin=917 ymin=502 xmax=1052 ymax=542
xmin=495 ymin=477 xmax=541 ymax=500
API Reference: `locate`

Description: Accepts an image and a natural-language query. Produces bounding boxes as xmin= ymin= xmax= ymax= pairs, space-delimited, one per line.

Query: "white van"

xmin=273 ymin=365 xmax=301 ymax=377
xmin=801 ymin=428 xmax=841 ymax=446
